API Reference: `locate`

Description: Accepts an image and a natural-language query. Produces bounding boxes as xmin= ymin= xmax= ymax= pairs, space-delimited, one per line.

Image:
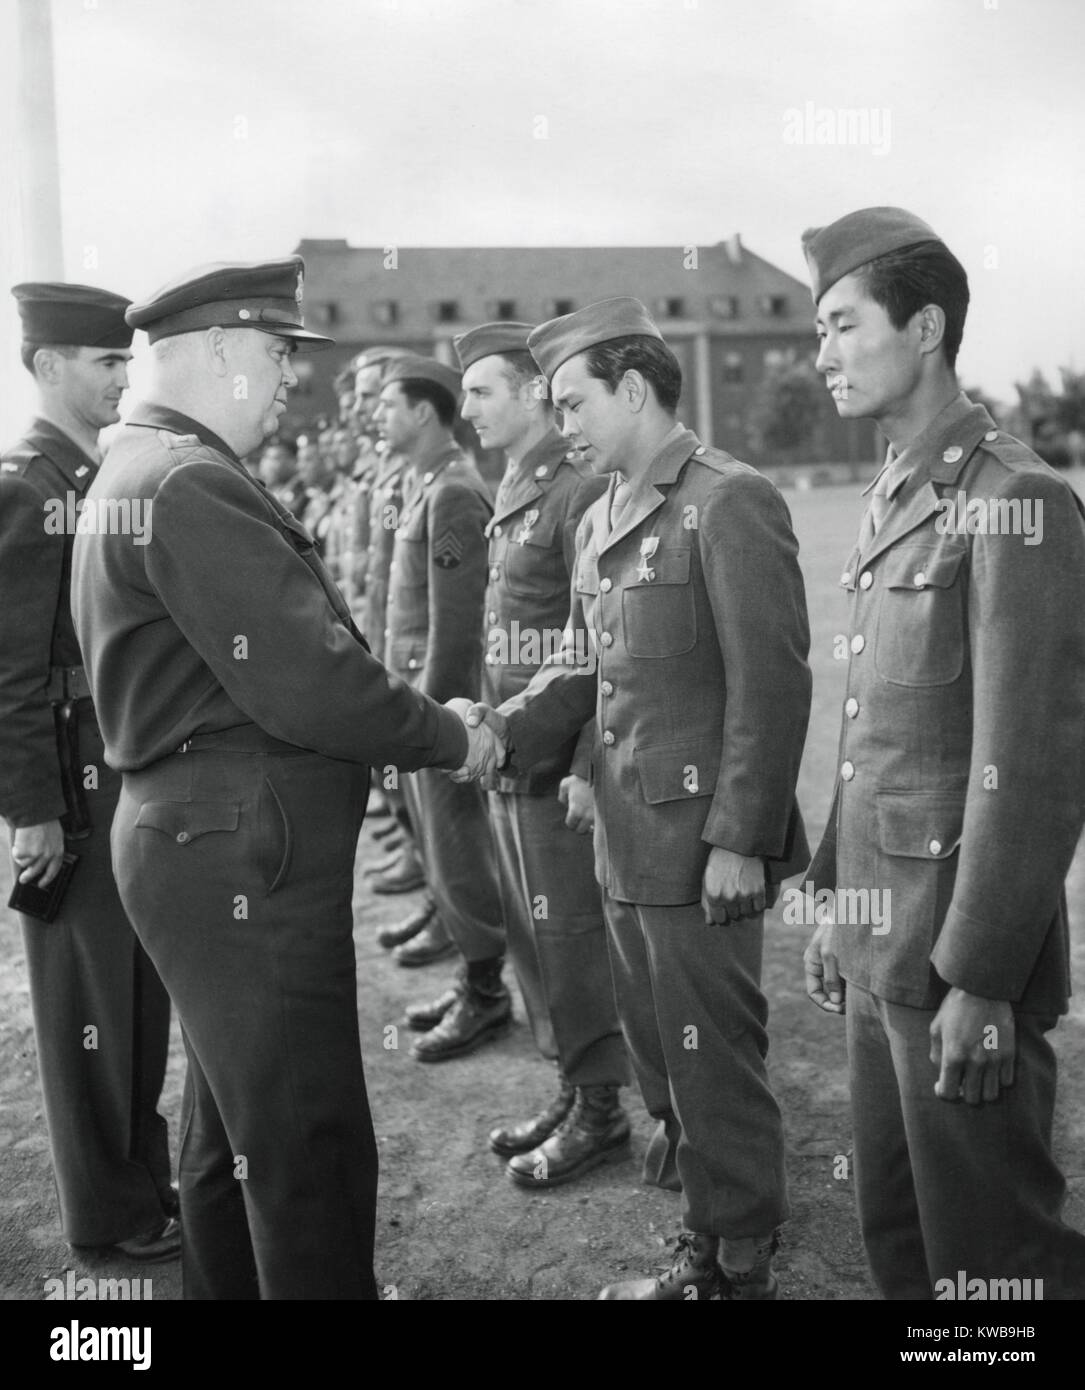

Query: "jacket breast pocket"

xmin=622 ymin=548 xmax=696 ymax=657
xmin=874 ymin=546 xmax=966 ymax=687
xmin=503 ymin=517 xmax=561 ymax=597
xmin=393 ymin=514 xmax=428 ymax=589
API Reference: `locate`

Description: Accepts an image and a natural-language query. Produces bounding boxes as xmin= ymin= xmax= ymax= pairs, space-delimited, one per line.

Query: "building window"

xmin=721 ymin=352 xmax=744 ymax=386
xmin=655 ymin=296 xmax=685 ymax=318
xmin=760 ymin=294 xmax=789 ymax=318
xmin=314 ymin=301 xmax=339 ymax=326
xmin=489 ymin=299 xmax=517 ymax=320
xmin=372 ymin=300 xmax=399 ymax=327
xmin=709 ymin=294 xmax=740 ymax=320
xmin=549 ymin=298 xmax=575 ymax=316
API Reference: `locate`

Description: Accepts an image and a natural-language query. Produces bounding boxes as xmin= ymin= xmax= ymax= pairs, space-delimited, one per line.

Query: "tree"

xmin=749 ymin=357 xmax=826 ymax=462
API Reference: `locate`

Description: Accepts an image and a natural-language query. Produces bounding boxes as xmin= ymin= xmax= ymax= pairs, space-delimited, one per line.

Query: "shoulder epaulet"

xmin=159 ymin=430 xmax=201 ymax=449
xmin=690 ymin=443 xmax=753 ymax=478
xmin=0 ymin=442 xmax=40 ymax=478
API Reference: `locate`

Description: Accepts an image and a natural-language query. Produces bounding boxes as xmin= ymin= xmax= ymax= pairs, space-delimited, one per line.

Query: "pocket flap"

xmin=635 ymin=738 xmax=717 ymax=804
xmin=631 ymin=547 xmax=690 ymax=586
xmin=135 ymin=799 xmax=240 ymax=842
xmin=882 ymin=547 xmax=965 ymax=592
xmin=875 ymin=789 xmax=964 ymax=859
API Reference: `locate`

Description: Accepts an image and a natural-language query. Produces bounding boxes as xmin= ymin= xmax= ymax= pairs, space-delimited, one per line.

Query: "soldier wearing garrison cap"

xmin=445 ymin=320 xmax=631 ymax=1187
xmin=1 ymin=283 xmax=179 ymax=1261
xmin=70 ymin=258 xmax=503 ymax=1300
xmin=373 ymin=356 xmax=511 ymax=1050
xmin=465 ymin=297 xmax=812 ymax=1299
xmin=801 ymin=208 xmax=1085 ymax=1298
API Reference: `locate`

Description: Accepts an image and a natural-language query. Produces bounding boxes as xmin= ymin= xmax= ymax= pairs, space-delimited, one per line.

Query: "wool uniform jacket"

xmin=482 ymin=428 xmax=607 ymax=795
xmin=501 ymin=425 xmax=812 ymax=906
xmin=806 ymin=394 xmax=1085 ymax=1014
xmin=70 ymin=403 xmax=467 ymax=775
xmin=385 ymin=442 xmax=493 ymax=703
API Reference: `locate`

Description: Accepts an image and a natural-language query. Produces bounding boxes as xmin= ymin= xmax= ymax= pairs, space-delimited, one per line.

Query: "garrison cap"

xmin=353 ymin=345 xmax=416 ymax=376
xmin=382 ymin=355 xmax=462 ymax=404
xmin=12 ymin=282 xmax=133 ymax=349
xmin=453 ymin=321 xmax=535 ymax=371
xmin=126 ymin=256 xmax=333 ymax=347
xmin=802 ymin=207 xmax=943 ymax=303
xmin=527 ymin=297 xmax=663 ymax=380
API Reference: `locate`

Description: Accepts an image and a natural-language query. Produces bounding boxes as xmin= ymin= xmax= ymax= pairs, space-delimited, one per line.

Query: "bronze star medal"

xmin=636 ymin=536 xmax=660 ymax=583
xmin=517 ymin=508 xmax=540 ymax=544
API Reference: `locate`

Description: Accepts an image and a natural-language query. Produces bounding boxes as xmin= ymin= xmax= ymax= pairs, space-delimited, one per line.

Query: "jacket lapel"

xmin=598 ymin=426 xmax=699 ymax=556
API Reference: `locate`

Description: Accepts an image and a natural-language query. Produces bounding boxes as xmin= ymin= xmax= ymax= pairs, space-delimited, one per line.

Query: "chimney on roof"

xmin=723 ymin=233 xmax=743 ymax=266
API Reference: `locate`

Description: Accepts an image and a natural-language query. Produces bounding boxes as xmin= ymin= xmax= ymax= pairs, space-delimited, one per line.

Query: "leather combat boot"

xmin=377 ymin=897 xmax=437 ymax=951
xmin=718 ymin=1231 xmax=780 ymax=1300
xmin=507 ymin=1083 xmax=630 ymax=1188
xmin=404 ymin=973 xmax=462 ymax=1031
xmin=368 ymin=844 xmax=426 ymax=895
xmin=394 ymin=911 xmax=456 ymax=967
xmin=489 ymin=1074 xmax=575 ymax=1156
xmin=597 ymin=1231 xmax=723 ymax=1300
xmin=411 ymin=958 xmax=511 ymax=1062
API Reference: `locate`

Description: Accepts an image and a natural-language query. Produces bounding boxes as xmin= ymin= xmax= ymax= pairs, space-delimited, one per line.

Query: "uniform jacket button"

xmin=840 ymin=760 xmax=855 ymax=781
xmin=850 ymin=634 xmax=865 ymax=654
xmin=490 ymin=566 xmax=500 ymax=580
xmin=176 ymin=831 xmax=190 ymax=844
xmin=494 ymin=524 xmax=502 ymax=537
xmin=859 ymin=571 xmax=873 ymax=589
xmin=601 ymin=680 xmax=614 ymax=696
xmin=600 ymin=577 xmax=612 ymax=592
xmin=845 ymin=697 xmax=859 ymax=717
xmin=929 ymin=838 xmax=943 ymax=855
xmin=943 ymin=446 xmax=963 ymax=463
xmin=841 ymin=571 xmax=852 ymax=585
xmin=602 ymin=730 xmax=615 ymax=745
xmin=600 ymin=631 xmax=614 ymax=647
xmin=984 ymin=430 xmax=998 ymax=442
xmin=913 ymin=572 xmax=927 ymax=588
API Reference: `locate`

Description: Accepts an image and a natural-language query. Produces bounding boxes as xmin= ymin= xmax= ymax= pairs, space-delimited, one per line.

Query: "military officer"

xmin=451 ymin=321 xmax=630 ymax=1185
xmin=466 ymin=298 xmax=812 ymax=1299
xmin=0 ymin=283 xmax=178 ymax=1260
xmin=374 ymin=356 xmax=510 ymax=1056
xmin=801 ymin=207 xmax=1085 ymax=1300
xmin=70 ymin=257 xmax=503 ymax=1300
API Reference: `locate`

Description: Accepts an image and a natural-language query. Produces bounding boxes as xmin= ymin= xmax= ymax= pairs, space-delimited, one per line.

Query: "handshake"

xmin=444 ymin=700 xmax=510 ymax=783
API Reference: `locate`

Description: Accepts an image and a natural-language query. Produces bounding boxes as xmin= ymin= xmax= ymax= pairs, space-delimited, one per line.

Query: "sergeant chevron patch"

xmin=433 ymin=528 xmax=464 ymax=568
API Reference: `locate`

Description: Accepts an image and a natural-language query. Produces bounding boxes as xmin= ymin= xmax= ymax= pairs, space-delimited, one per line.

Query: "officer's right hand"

xmin=445 ymin=699 xmax=508 ymax=782
xmin=804 ymin=916 xmax=845 ymax=1015
xmin=11 ymin=819 xmax=66 ymax=887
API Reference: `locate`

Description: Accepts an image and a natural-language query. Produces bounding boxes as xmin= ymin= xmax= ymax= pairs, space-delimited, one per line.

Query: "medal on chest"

xmin=636 ymin=536 xmax=660 ymax=583
xmin=517 ymin=508 xmax=540 ymax=544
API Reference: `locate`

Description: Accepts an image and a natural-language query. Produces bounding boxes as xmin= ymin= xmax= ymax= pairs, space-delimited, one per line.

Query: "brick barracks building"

xmin=290 ymin=235 xmax=878 ymax=469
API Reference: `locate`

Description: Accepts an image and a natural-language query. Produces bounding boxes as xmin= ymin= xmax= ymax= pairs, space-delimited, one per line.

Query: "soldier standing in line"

xmin=444 ymin=321 xmax=630 ymax=1185
xmin=0 ymin=283 xmax=178 ymax=1260
xmin=465 ymin=298 xmax=811 ymax=1299
xmin=374 ymin=356 xmax=511 ymax=1057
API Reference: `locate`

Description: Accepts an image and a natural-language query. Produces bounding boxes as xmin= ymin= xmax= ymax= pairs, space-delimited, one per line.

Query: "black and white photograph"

xmin=1 ymin=0 xmax=1084 ymax=1356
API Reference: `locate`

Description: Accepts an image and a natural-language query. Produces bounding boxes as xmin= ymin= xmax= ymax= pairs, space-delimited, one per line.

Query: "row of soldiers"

xmin=5 ymin=205 xmax=1085 ymax=1302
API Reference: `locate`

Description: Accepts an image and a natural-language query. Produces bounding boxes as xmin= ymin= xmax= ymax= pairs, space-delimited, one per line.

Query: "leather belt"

xmin=47 ymin=665 xmax=92 ymax=702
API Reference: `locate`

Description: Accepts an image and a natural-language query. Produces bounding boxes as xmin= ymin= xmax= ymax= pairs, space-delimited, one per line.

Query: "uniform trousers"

xmin=847 ymin=981 xmax=1085 ymax=1299
xmin=489 ymin=790 xmax=626 ymax=1086
xmin=401 ymin=768 xmax=503 ymax=962
xmin=112 ymin=733 xmax=377 ymax=1300
xmin=14 ymin=708 xmax=172 ymax=1246
xmin=602 ymin=896 xmax=788 ymax=1238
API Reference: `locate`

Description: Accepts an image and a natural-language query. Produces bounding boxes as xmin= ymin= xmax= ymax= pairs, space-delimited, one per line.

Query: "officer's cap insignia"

xmin=433 ymin=527 xmax=464 ymax=569
xmin=295 ymin=269 xmax=304 ymax=304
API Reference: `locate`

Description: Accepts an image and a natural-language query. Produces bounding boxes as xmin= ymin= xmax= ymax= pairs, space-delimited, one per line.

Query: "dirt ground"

xmin=2 ymin=485 xmax=1084 ymax=1303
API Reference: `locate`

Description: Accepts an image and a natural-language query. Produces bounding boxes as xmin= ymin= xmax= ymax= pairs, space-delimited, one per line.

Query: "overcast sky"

xmin=2 ymin=0 xmax=1082 ymax=433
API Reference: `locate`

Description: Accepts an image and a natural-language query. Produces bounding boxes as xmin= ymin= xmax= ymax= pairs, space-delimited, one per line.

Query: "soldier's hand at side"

xmin=929 ymin=989 xmax=1015 ymax=1104
xmin=558 ymin=775 xmax=595 ymax=834
xmin=11 ymin=820 xmax=66 ymax=887
xmin=701 ymin=847 xmax=766 ymax=925
xmin=804 ymin=916 xmax=845 ymax=1014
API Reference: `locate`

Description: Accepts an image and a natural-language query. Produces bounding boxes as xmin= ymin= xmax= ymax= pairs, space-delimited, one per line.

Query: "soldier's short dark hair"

xmin=21 ymin=342 xmax=79 ymax=375
xmin=497 ymin=350 xmax=552 ymax=409
xmin=582 ymin=335 xmax=682 ymax=412
xmin=398 ymin=378 xmax=457 ymax=427
xmin=855 ymin=242 xmax=970 ymax=369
